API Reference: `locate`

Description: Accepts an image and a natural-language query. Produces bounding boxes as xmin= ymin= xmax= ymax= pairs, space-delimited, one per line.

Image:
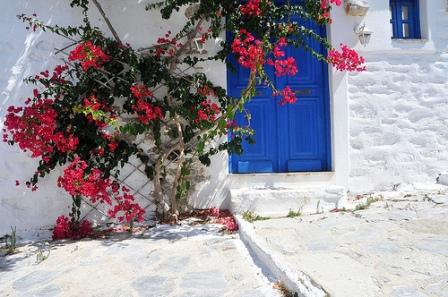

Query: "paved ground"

xmin=241 ymin=191 xmax=448 ymax=297
xmin=0 ymin=223 xmax=280 ymax=297
xmin=3 ymin=190 xmax=448 ymax=297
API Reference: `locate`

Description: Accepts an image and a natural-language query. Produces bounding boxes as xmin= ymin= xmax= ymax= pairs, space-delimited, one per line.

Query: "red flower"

xmin=53 ymin=132 xmax=79 ymax=153
xmin=154 ymin=31 xmax=182 ymax=57
xmin=84 ymin=95 xmax=102 ymax=111
xmin=108 ymin=141 xmax=118 ymax=152
xmin=194 ymin=100 xmax=220 ymax=124
xmin=268 ymin=57 xmax=298 ymax=77
xmin=108 ymin=190 xmax=145 ymax=223
xmin=52 ymin=215 xmax=92 ymax=240
xmin=208 ymin=208 xmax=239 ymax=232
xmin=266 ymin=38 xmax=298 ymax=77
xmin=328 ymin=44 xmax=366 ymax=72
xmin=57 ymin=157 xmax=112 ymax=204
xmin=321 ymin=0 xmax=342 ymax=9
xmin=320 ymin=0 xmax=342 ymax=22
xmin=3 ymin=99 xmax=58 ymax=158
xmin=279 ymin=86 xmax=297 ymax=105
xmin=49 ymin=64 xmax=69 ymax=83
xmin=231 ymin=29 xmax=265 ymax=71
xmin=68 ymin=41 xmax=109 ymax=71
xmin=52 ymin=215 xmax=72 ymax=240
xmin=240 ymin=0 xmax=262 ymax=16
xmin=130 ymin=84 xmax=153 ymax=100
xmin=209 ymin=207 xmax=221 ymax=217
xmin=130 ymin=85 xmax=164 ymax=124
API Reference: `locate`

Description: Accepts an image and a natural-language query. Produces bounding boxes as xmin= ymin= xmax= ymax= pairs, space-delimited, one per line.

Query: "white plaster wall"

xmin=348 ymin=51 xmax=448 ymax=192
xmin=345 ymin=0 xmax=448 ymax=192
xmin=0 ymin=0 xmax=227 ymax=238
xmin=0 ymin=1 xmax=83 ymax=238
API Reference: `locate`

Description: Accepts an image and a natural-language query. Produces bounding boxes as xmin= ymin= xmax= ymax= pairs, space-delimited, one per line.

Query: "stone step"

xmin=230 ymin=186 xmax=349 ymax=217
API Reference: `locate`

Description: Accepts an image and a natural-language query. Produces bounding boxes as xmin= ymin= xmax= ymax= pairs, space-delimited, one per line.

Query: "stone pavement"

xmin=238 ymin=191 xmax=448 ymax=297
xmin=0 ymin=223 xmax=280 ymax=297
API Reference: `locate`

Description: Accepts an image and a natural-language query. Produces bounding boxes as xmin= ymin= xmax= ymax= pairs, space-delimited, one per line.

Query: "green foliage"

xmin=355 ymin=196 xmax=381 ymax=211
xmin=1 ymin=226 xmax=17 ymax=256
xmin=242 ymin=211 xmax=271 ymax=223
xmin=286 ymin=209 xmax=302 ymax=218
xmin=35 ymin=247 xmax=51 ymax=264
xmin=70 ymin=0 xmax=90 ymax=11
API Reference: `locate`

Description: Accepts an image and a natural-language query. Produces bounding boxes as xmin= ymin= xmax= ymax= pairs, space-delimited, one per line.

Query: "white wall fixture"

xmin=354 ymin=23 xmax=372 ymax=46
xmin=344 ymin=0 xmax=369 ymax=16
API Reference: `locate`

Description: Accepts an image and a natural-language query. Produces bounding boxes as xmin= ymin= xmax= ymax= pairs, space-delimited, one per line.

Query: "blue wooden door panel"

xmin=227 ymin=31 xmax=278 ymax=173
xmin=288 ymin=99 xmax=320 ymax=158
xmin=275 ymin=18 xmax=330 ymax=172
xmin=228 ymin=2 xmax=331 ymax=173
xmin=231 ymin=95 xmax=278 ymax=173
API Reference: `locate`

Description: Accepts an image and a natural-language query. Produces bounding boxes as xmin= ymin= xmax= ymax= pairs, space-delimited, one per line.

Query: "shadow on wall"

xmin=190 ymin=151 xmax=232 ymax=210
xmin=0 ymin=0 xmax=86 ymax=238
xmin=0 ymin=0 xmax=229 ymax=238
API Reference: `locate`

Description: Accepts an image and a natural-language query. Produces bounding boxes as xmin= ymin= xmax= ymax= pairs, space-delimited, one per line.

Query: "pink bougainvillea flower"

xmin=68 ymin=41 xmax=109 ymax=71
xmin=240 ymin=0 xmax=262 ymax=16
xmin=277 ymin=86 xmax=297 ymax=105
xmin=52 ymin=215 xmax=92 ymax=240
xmin=130 ymin=85 xmax=164 ymax=124
xmin=57 ymin=157 xmax=112 ymax=204
xmin=231 ymin=29 xmax=265 ymax=71
xmin=3 ymin=99 xmax=57 ymax=158
xmin=108 ymin=187 xmax=145 ymax=223
xmin=328 ymin=44 xmax=366 ymax=72
xmin=193 ymin=100 xmax=220 ymax=124
xmin=207 ymin=208 xmax=239 ymax=232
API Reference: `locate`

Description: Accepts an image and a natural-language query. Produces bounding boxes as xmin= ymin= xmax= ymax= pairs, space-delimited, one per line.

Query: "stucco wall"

xmin=0 ymin=1 xmax=81 ymax=238
xmin=0 ymin=0 xmax=227 ymax=237
xmin=348 ymin=52 xmax=448 ymax=192
xmin=347 ymin=0 xmax=448 ymax=192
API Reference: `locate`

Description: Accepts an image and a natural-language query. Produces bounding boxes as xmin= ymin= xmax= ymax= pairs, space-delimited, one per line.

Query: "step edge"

xmin=236 ymin=216 xmax=330 ymax=297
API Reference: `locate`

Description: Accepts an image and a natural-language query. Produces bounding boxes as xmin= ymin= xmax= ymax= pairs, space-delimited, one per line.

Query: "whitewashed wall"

xmin=346 ymin=0 xmax=448 ymax=192
xmin=0 ymin=1 xmax=81 ymax=238
xmin=1 ymin=0 xmax=448 ymax=237
xmin=0 ymin=0 xmax=227 ymax=237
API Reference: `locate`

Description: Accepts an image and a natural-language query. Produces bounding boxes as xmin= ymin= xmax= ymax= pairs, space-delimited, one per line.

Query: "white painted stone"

xmin=236 ymin=216 xmax=329 ymax=297
xmin=238 ymin=191 xmax=448 ymax=297
xmin=230 ymin=186 xmax=347 ymax=217
xmin=348 ymin=51 xmax=448 ymax=193
xmin=0 ymin=224 xmax=281 ymax=297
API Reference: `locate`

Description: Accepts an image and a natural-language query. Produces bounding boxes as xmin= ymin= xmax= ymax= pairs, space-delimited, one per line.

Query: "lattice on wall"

xmin=77 ymin=121 xmax=210 ymax=225
xmin=80 ymin=138 xmax=157 ymax=225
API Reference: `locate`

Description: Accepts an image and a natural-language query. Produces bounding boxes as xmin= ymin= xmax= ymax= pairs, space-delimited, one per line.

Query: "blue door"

xmin=228 ymin=12 xmax=331 ymax=173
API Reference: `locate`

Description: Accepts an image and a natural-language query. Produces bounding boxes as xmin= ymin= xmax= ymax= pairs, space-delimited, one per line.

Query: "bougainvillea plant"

xmin=3 ymin=0 xmax=364 ymax=239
